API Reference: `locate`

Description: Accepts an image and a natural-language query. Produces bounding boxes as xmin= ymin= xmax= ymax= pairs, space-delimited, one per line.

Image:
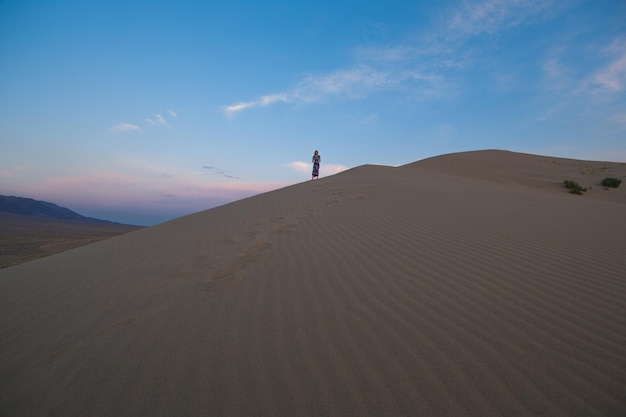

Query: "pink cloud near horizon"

xmin=288 ymin=161 xmax=349 ymax=176
xmin=1 ymin=172 xmax=292 ymax=223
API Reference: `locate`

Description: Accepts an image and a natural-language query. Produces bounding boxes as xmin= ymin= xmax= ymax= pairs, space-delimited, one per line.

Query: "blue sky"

xmin=1 ymin=0 xmax=625 ymax=225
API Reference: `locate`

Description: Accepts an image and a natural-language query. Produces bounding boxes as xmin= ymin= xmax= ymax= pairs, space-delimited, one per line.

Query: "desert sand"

xmin=0 ymin=212 xmax=142 ymax=268
xmin=1 ymin=150 xmax=625 ymax=416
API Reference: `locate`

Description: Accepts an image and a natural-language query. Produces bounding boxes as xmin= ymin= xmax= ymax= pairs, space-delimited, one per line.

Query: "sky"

xmin=1 ymin=0 xmax=625 ymax=226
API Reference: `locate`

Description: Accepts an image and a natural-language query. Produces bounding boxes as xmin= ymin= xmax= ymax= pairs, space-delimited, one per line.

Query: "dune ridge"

xmin=1 ymin=150 xmax=625 ymax=416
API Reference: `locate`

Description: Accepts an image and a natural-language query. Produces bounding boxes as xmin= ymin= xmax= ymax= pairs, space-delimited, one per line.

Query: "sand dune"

xmin=1 ymin=150 xmax=625 ymax=416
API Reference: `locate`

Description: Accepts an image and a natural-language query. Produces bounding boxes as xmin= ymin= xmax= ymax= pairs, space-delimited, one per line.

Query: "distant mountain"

xmin=0 ymin=195 xmax=118 ymax=224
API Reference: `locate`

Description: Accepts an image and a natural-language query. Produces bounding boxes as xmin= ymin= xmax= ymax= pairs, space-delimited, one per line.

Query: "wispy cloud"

xmin=146 ymin=114 xmax=170 ymax=127
xmin=110 ymin=123 xmax=141 ymax=133
xmin=224 ymin=94 xmax=290 ymax=116
xmin=589 ymin=37 xmax=626 ymax=93
xmin=543 ymin=35 xmax=626 ymax=100
xmin=202 ymin=165 xmax=240 ymax=179
xmin=224 ymin=66 xmax=442 ymax=116
xmin=446 ymin=0 xmax=558 ymax=38
xmin=288 ymin=161 xmax=349 ymax=176
xmin=112 ymin=110 xmax=177 ymax=133
xmin=287 ymin=161 xmax=309 ymax=172
xmin=326 ymin=163 xmax=350 ymax=175
xmin=365 ymin=0 xmax=566 ymax=65
xmin=224 ymin=70 xmax=378 ymax=116
xmin=542 ymin=57 xmax=565 ymax=84
xmin=223 ymin=0 xmax=568 ymax=116
xmin=294 ymin=66 xmax=394 ymax=100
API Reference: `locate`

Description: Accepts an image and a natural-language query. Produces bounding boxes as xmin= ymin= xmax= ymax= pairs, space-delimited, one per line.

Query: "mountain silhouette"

xmin=0 ymin=195 xmax=117 ymax=224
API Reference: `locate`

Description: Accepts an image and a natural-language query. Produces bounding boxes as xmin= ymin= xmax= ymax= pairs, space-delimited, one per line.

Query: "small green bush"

xmin=564 ymin=180 xmax=587 ymax=195
xmin=601 ymin=177 xmax=622 ymax=188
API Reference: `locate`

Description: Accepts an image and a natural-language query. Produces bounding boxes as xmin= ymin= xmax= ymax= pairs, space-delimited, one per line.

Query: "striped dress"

xmin=312 ymin=154 xmax=321 ymax=177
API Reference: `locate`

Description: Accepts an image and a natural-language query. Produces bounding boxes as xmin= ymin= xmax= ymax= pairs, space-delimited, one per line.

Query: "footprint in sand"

xmin=183 ymin=217 xmax=300 ymax=292
xmin=197 ymin=242 xmax=273 ymax=291
xmin=270 ymin=216 xmax=299 ymax=235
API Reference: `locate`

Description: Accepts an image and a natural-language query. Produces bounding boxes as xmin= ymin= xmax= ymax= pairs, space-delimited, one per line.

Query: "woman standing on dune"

xmin=312 ymin=150 xmax=321 ymax=180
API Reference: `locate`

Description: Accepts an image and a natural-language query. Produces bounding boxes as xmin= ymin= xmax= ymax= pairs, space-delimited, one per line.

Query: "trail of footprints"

xmin=170 ymin=183 xmax=364 ymax=292
xmin=166 ymin=217 xmax=298 ymax=292
xmin=197 ymin=239 xmax=273 ymax=291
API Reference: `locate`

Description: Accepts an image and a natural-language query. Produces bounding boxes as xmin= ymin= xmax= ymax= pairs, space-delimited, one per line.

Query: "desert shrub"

xmin=601 ymin=177 xmax=622 ymax=188
xmin=563 ymin=180 xmax=587 ymax=195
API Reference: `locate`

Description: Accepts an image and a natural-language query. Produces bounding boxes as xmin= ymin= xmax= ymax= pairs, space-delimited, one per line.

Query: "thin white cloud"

xmin=540 ymin=36 xmax=626 ymax=104
xmin=224 ymin=94 xmax=290 ymax=116
xmin=540 ymin=47 xmax=576 ymax=95
xmin=295 ymin=66 xmax=393 ymax=100
xmin=287 ymin=161 xmax=309 ymax=172
xmin=114 ymin=110 xmax=176 ymax=133
xmin=543 ymin=57 xmax=564 ymax=83
xmin=224 ymin=101 xmax=256 ymax=115
xmin=358 ymin=0 xmax=565 ymax=64
xmin=110 ymin=123 xmax=141 ymax=133
xmin=222 ymin=0 xmax=571 ymax=116
xmin=590 ymin=37 xmax=626 ymax=92
xmin=543 ymin=57 xmax=563 ymax=81
xmin=322 ymin=163 xmax=350 ymax=175
xmin=261 ymin=94 xmax=289 ymax=105
xmin=224 ymin=66 xmax=441 ymax=115
xmin=446 ymin=0 xmax=558 ymax=38
xmin=288 ymin=161 xmax=349 ymax=176
xmin=156 ymin=114 xmax=169 ymax=126
xmin=202 ymin=165 xmax=240 ymax=180
xmin=355 ymin=45 xmax=417 ymax=62
xmin=146 ymin=114 xmax=170 ymax=127
xmin=550 ymin=35 xmax=626 ymax=99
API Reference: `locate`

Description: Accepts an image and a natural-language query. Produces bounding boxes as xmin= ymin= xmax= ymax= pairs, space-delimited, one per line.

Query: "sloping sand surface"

xmin=1 ymin=150 xmax=625 ymax=416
